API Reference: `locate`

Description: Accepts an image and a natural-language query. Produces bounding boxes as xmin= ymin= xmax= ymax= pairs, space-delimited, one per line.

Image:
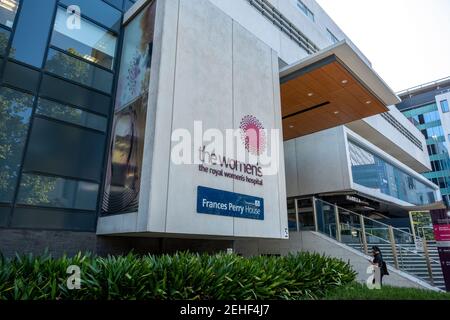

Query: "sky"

xmin=315 ymin=0 xmax=450 ymax=92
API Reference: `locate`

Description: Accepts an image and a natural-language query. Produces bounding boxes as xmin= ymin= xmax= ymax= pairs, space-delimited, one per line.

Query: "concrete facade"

xmin=284 ymin=125 xmax=440 ymax=207
xmin=98 ymin=0 xmax=289 ymax=239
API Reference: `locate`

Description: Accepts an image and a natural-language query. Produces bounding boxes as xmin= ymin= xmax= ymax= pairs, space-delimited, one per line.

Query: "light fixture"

xmin=341 ymin=79 xmax=348 ymax=84
xmin=0 ymin=0 xmax=17 ymax=12
xmin=333 ymin=111 xmax=340 ymax=115
xmin=365 ymin=100 xmax=372 ymax=105
xmin=289 ymin=125 xmax=295 ymax=129
xmin=307 ymin=92 xmax=314 ymax=97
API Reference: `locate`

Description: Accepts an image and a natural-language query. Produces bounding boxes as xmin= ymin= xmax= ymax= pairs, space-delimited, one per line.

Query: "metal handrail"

xmin=318 ymin=198 xmax=419 ymax=242
xmin=417 ymin=226 xmax=434 ymax=240
xmin=313 ymin=198 xmax=441 ymax=287
xmin=337 ymin=221 xmax=441 ymax=266
xmin=397 ymin=75 xmax=450 ymax=96
xmin=318 ymin=199 xmax=437 ymax=261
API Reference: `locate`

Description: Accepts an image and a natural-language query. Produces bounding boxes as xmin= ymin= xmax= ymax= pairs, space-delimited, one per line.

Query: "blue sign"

xmin=197 ymin=186 xmax=264 ymax=220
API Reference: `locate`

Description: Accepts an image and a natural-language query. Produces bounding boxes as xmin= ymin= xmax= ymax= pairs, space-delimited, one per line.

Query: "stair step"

xmin=321 ymin=230 xmax=445 ymax=290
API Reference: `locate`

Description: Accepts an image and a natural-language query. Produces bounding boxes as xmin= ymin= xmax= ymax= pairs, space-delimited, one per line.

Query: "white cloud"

xmin=316 ymin=0 xmax=450 ymax=92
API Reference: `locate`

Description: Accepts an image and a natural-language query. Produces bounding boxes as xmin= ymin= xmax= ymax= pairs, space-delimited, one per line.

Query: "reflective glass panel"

xmin=0 ymin=0 xmax=18 ymax=28
xmin=45 ymin=48 xmax=113 ymax=93
xmin=349 ymin=140 xmax=436 ymax=205
xmin=11 ymin=207 xmax=96 ymax=231
xmin=59 ymin=0 xmax=121 ymax=32
xmin=0 ymin=87 xmax=33 ymax=203
xmin=37 ymin=98 xmax=107 ymax=132
xmin=9 ymin=0 xmax=56 ymax=67
xmin=24 ymin=117 xmax=105 ymax=181
xmin=17 ymin=173 xmax=99 ymax=211
xmin=51 ymin=7 xmax=117 ymax=69
xmin=0 ymin=27 xmax=10 ymax=55
xmin=441 ymin=100 xmax=449 ymax=113
xmin=40 ymin=74 xmax=111 ymax=115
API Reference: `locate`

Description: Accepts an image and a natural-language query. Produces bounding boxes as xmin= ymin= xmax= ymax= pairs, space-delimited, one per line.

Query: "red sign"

xmin=433 ymin=224 xmax=450 ymax=241
xmin=431 ymin=209 xmax=450 ymax=291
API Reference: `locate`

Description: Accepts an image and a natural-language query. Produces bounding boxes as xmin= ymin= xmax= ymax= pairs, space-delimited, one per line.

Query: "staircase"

xmin=347 ymin=241 xmax=445 ymax=290
xmin=310 ymin=198 xmax=447 ymax=291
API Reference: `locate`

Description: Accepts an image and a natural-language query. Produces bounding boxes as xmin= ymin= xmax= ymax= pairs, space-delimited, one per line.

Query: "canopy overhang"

xmin=280 ymin=41 xmax=400 ymax=140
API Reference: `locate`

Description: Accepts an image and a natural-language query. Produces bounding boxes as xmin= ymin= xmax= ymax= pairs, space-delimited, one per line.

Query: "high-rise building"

xmin=396 ymin=77 xmax=450 ymax=206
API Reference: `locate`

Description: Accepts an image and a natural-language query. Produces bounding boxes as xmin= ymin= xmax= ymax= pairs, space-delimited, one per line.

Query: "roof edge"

xmin=280 ymin=40 xmax=401 ymax=106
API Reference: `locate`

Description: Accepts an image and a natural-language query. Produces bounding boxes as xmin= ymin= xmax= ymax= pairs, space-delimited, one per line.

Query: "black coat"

xmin=373 ymin=253 xmax=389 ymax=276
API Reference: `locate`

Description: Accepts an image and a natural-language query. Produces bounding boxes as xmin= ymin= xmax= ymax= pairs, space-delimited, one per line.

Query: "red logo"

xmin=240 ymin=115 xmax=266 ymax=156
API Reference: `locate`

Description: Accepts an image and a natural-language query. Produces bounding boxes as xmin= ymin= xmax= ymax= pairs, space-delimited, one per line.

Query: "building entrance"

xmin=287 ymin=198 xmax=316 ymax=232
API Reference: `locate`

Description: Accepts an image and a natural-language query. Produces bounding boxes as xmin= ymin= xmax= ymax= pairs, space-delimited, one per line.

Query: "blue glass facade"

xmin=403 ymin=102 xmax=450 ymax=205
xmin=349 ymin=140 xmax=436 ymax=206
xmin=0 ymin=0 xmax=137 ymax=231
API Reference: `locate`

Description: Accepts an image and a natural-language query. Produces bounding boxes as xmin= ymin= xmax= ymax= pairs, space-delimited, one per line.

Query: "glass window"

xmin=402 ymin=103 xmax=437 ymax=119
xmin=423 ymin=126 xmax=445 ymax=139
xmin=434 ymin=141 xmax=448 ymax=154
xmin=0 ymin=205 xmax=10 ymax=227
xmin=297 ymin=0 xmax=314 ymax=22
xmin=327 ymin=28 xmax=339 ymax=44
xmin=0 ymin=0 xmax=19 ymax=28
xmin=17 ymin=173 xmax=99 ymax=210
xmin=0 ymin=87 xmax=34 ymax=203
xmin=9 ymin=0 xmax=57 ymax=67
xmin=40 ymin=74 xmax=111 ymax=115
xmin=23 ymin=117 xmax=105 ymax=181
xmin=349 ymin=140 xmax=436 ymax=205
xmin=3 ymin=61 xmax=40 ymax=92
xmin=36 ymin=98 xmax=107 ymax=132
xmin=11 ymin=207 xmax=96 ymax=231
xmin=0 ymin=27 xmax=10 ymax=55
xmin=124 ymin=0 xmax=136 ymax=11
xmin=441 ymin=100 xmax=449 ymax=113
xmin=51 ymin=7 xmax=117 ymax=70
xmin=59 ymin=0 xmax=122 ymax=32
xmin=422 ymin=110 xmax=440 ymax=123
xmin=104 ymin=0 xmax=123 ymax=10
xmin=45 ymin=48 xmax=113 ymax=93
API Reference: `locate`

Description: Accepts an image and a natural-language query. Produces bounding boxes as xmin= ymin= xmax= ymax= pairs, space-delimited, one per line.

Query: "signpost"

xmin=430 ymin=209 xmax=450 ymax=291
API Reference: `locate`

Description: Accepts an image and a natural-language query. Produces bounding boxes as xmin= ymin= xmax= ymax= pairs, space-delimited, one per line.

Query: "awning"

xmin=280 ymin=40 xmax=400 ymax=140
xmin=406 ymin=201 xmax=447 ymax=212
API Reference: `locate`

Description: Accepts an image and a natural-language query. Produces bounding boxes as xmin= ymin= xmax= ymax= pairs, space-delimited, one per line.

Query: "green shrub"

xmin=0 ymin=251 xmax=356 ymax=300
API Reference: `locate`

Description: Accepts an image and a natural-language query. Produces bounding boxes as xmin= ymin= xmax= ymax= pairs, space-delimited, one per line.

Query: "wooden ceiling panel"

xmin=281 ymin=59 xmax=389 ymax=141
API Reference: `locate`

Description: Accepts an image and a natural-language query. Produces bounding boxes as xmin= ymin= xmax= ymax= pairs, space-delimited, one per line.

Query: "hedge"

xmin=0 ymin=251 xmax=356 ymax=300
